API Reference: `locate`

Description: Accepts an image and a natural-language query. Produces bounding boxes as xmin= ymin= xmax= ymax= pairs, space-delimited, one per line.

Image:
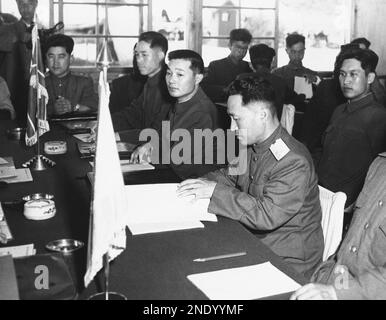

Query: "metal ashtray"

xmin=46 ymin=239 xmax=85 ymax=254
xmin=6 ymin=127 xmax=26 ymax=140
xmin=23 ymin=193 xmax=54 ymax=202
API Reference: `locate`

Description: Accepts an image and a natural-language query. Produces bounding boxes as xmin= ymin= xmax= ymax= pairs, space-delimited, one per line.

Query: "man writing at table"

xmin=44 ymin=34 xmax=98 ymax=116
xmin=177 ymin=76 xmax=324 ymax=279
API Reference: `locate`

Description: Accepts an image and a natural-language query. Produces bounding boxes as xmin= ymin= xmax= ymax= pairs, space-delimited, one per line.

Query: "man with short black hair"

xmin=131 ymin=49 xmax=220 ymax=179
xmin=177 ymin=76 xmax=324 ymax=279
xmin=111 ymin=31 xmax=173 ymax=133
xmin=44 ymin=33 xmax=98 ymax=116
xmin=238 ymin=44 xmax=298 ymax=119
xmin=201 ymin=28 xmax=252 ymax=103
xmin=351 ymin=37 xmax=371 ymax=50
xmin=316 ymin=48 xmax=386 ymax=211
xmin=273 ymin=33 xmax=319 ymax=91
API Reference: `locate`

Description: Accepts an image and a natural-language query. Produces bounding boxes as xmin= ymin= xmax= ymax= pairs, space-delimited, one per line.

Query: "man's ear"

xmin=157 ymin=50 xmax=165 ymax=62
xmin=367 ymin=72 xmax=376 ymax=85
xmin=228 ymin=40 xmax=233 ymax=51
xmin=195 ymin=73 xmax=204 ymax=85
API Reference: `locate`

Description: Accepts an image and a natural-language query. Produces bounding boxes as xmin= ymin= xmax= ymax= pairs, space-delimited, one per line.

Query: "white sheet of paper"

xmin=294 ymin=76 xmax=313 ymax=99
xmin=129 ymin=220 xmax=205 ymax=235
xmin=0 ymin=244 xmax=36 ymax=258
xmin=0 ymin=166 xmax=17 ymax=179
xmin=1 ymin=168 xmax=33 ymax=184
xmin=120 ymin=162 xmax=155 ymax=173
xmin=187 ymin=262 xmax=301 ymax=300
xmin=125 ymin=183 xmax=217 ymax=235
xmin=74 ymin=133 xmax=94 ymax=143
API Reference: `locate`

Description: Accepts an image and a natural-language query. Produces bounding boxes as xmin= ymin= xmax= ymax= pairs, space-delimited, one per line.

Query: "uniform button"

xmin=350 ymin=246 xmax=357 ymax=253
xmin=253 ymin=157 xmax=258 ymax=162
xmin=379 ymin=201 xmax=383 ymax=207
xmin=250 ymin=175 xmax=254 ymax=180
xmin=335 ymin=265 xmax=346 ymax=274
xmin=364 ymin=223 xmax=369 ymax=230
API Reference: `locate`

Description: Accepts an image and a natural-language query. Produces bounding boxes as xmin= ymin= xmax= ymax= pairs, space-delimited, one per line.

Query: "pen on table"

xmin=193 ymin=251 xmax=246 ymax=262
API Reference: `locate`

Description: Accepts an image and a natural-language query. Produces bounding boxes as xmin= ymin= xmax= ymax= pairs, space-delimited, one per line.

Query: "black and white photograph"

xmin=0 ymin=0 xmax=385 ymax=307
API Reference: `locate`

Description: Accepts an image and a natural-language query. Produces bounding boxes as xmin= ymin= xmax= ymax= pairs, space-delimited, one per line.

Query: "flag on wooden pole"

xmin=25 ymin=21 xmax=49 ymax=146
xmin=84 ymin=69 xmax=128 ymax=288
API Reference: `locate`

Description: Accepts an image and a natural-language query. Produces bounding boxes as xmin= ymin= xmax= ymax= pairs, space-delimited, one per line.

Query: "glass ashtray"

xmin=23 ymin=193 xmax=54 ymax=202
xmin=46 ymin=239 xmax=84 ymax=254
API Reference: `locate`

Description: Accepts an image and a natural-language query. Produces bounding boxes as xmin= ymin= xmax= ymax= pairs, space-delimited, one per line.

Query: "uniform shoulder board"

xmin=269 ymin=138 xmax=290 ymax=161
xmin=378 ymin=152 xmax=386 ymax=158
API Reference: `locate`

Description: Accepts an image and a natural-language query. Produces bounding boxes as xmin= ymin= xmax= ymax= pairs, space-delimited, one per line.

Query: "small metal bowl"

xmin=46 ymin=239 xmax=85 ymax=254
xmin=23 ymin=193 xmax=54 ymax=202
xmin=6 ymin=127 xmax=26 ymax=140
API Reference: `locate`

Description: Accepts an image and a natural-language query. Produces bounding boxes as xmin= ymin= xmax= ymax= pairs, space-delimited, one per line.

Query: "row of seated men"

xmin=0 ymin=4 xmax=386 ymax=299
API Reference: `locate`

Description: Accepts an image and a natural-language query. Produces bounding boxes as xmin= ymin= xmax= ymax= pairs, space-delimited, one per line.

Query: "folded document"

xmin=187 ymin=262 xmax=301 ymax=300
xmin=125 ymin=183 xmax=217 ymax=235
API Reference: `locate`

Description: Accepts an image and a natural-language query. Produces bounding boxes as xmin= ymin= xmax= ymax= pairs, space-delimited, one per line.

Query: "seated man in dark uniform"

xmin=130 ymin=49 xmax=221 ymax=179
xmin=108 ymin=43 xmax=146 ymax=114
xmin=44 ymin=34 xmax=98 ymax=116
xmin=316 ymin=48 xmax=386 ymax=214
xmin=238 ymin=43 xmax=299 ymax=120
xmin=201 ymin=28 xmax=252 ymax=103
xmin=273 ymin=33 xmax=319 ymax=91
xmin=111 ymin=31 xmax=173 ymax=135
xmin=177 ymin=76 xmax=324 ymax=279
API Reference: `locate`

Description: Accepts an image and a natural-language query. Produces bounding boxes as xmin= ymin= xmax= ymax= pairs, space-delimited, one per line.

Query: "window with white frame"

xmin=201 ymin=0 xmax=278 ymax=66
xmin=0 ymin=0 xmax=352 ymax=71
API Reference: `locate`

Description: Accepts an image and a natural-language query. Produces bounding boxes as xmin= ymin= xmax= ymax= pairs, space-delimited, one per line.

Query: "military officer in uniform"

xmin=177 ymin=76 xmax=324 ymax=279
xmin=291 ymin=153 xmax=386 ymax=300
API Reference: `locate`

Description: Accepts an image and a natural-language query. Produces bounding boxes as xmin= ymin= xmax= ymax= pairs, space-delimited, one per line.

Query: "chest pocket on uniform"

xmin=369 ymin=217 xmax=386 ymax=267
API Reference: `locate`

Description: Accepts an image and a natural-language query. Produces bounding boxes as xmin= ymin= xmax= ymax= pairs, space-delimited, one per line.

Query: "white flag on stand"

xmin=84 ymin=70 xmax=128 ymax=288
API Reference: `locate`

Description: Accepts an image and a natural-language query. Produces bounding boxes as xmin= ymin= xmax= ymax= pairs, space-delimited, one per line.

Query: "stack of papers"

xmin=78 ymin=141 xmax=136 ymax=158
xmin=0 ymin=244 xmax=36 ymax=258
xmin=294 ymin=76 xmax=313 ymax=99
xmin=0 ymin=157 xmax=16 ymax=179
xmin=120 ymin=161 xmax=155 ymax=173
xmin=125 ymin=183 xmax=217 ymax=235
xmin=0 ymin=203 xmax=13 ymax=243
xmin=187 ymin=262 xmax=301 ymax=300
xmin=0 ymin=157 xmax=33 ymax=184
xmin=89 ymin=160 xmax=155 ymax=173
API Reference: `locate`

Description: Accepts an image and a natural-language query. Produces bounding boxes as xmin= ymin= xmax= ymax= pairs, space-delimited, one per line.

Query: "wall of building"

xmin=353 ymin=0 xmax=386 ymax=75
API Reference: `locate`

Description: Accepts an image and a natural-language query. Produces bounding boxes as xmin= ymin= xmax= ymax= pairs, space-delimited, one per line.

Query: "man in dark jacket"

xmin=111 ymin=31 xmax=173 ymax=133
xmin=316 ymin=48 xmax=386 ymax=209
xmin=44 ymin=34 xmax=98 ymax=116
xmin=201 ymin=28 xmax=252 ymax=103
xmin=130 ymin=50 xmax=221 ymax=179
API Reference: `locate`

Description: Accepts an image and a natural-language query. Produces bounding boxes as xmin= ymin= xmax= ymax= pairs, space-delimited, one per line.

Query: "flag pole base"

xmin=22 ymin=155 xmax=56 ymax=171
xmin=87 ymin=291 xmax=127 ymax=301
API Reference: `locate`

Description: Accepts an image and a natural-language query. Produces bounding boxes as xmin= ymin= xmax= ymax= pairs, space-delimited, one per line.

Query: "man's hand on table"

xmin=54 ymin=96 xmax=72 ymax=115
xmin=130 ymin=142 xmax=153 ymax=164
xmin=290 ymin=283 xmax=338 ymax=300
xmin=176 ymin=178 xmax=217 ymax=200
